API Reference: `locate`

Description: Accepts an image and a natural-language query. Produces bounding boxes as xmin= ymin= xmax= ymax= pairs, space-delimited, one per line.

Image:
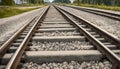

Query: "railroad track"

xmin=65 ymin=5 xmax=120 ymax=21
xmin=0 ymin=6 xmax=50 ymax=69
xmin=56 ymin=5 xmax=120 ymax=68
xmin=0 ymin=5 xmax=120 ymax=69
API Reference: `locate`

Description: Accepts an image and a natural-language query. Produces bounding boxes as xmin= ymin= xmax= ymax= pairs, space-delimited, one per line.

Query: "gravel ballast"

xmin=37 ymin=31 xmax=79 ymax=36
xmin=59 ymin=6 xmax=120 ymax=39
xmin=30 ymin=41 xmax=92 ymax=51
xmin=22 ymin=60 xmax=112 ymax=69
xmin=0 ymin=7 xmax=47 ymax=46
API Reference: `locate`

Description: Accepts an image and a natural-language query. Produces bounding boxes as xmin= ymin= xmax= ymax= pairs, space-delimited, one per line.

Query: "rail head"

xmin=5 ymin=6 xmax=50 ymax=69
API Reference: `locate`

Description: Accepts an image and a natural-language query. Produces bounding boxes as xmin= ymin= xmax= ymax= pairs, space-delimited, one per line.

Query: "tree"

xmin=1 ymin=0 xmax=15 ymax=5
xmin=53 ymin=0 xmax=71 ymax=3
xmin=73 ymin=0 xmax=120 ymax=6
xmin=62 ymin=0 xmax=71 ymax=3
xmin=76 ymin=0 xmax=80 ymax=5
xmin=20 ymin=0 xmax=44 ymax=4
xmin=115 ymin=0 xmax=120 ymax=6
xmin=29 ymin=0 xmax=44 ymax=4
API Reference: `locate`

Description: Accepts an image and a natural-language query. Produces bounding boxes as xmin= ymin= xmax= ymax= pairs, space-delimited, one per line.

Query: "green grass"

xmin=0 ymin=7 xmax=40 ymax=18
xmin=16 ymin=4 xmax=48 ymax=7
xmin=70 ymin=4 xmax=120 ymax=12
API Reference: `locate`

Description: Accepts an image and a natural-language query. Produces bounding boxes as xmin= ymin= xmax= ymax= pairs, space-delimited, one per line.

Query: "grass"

xmin=0 ymin=3 xmax=48 ymax=18
xmin=70 ymin=3 xmax=120 ymax=12
xmin=16 ymin=4 xmax=48 ymax=7
xmin=0 ymin=6 xmax=40 ymax=18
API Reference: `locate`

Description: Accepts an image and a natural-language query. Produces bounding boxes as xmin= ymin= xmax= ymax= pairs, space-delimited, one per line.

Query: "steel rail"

xmin=65 ymin=5 xmax=120 ymax=21
xmin=56 ymin=6 xmax=120 ymax=47
xmin=5 ymin=6 xmax=50 ymax=69
xmin=0 ymin=17 xmax=37 ymax=57
xmin=55 ymin=5 xmax=120 ymax=69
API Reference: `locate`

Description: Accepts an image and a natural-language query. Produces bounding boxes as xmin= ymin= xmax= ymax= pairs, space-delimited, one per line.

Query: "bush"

xmin=1 ymin=0 xmax=15 ymax=6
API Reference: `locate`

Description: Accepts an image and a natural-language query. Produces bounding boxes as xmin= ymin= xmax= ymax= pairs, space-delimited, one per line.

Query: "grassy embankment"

xmin=70 ymin=4 xmax=120 ymax=11
xmin=0 ymin=4 xmax=46 ymax=18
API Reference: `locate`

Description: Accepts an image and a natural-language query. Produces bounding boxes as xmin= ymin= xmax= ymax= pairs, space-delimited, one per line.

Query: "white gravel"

xmin=70 ymin=6 xmax=120 ymax=15
xmin=38 ymin=31 xmax=78 ymax=36
xmin=30 ymin=41 xmax=91 ymax=51
xmin=22 ymin=60 xmax=112 ymax=69
xmin=59 ymin=6 xmax=120 ymax=39
xmin=0 ymin=6 xmax=47 ymax=46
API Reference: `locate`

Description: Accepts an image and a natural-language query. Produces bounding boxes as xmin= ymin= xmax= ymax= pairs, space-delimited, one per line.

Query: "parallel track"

xmin=66 ymin=5 xmax=120 ymax=21
xmin=0 ymin=5 xmax=120 ymax=69
xmin=56 ymin=5 xmax=120 ymax=69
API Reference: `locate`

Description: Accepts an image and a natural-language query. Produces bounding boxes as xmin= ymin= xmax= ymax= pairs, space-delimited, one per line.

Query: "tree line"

xmin=21 ymin=0 xmax=44 ymax=4
xmin=73 ymin=0 xmax=120 ymax=6
xmin=53 ymin=0 xmax=71 ymax=3
xmin=0 ymin=0 xmax=44 ymax=6
xmin=1 ymin=0 xmax=15 ymax=5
